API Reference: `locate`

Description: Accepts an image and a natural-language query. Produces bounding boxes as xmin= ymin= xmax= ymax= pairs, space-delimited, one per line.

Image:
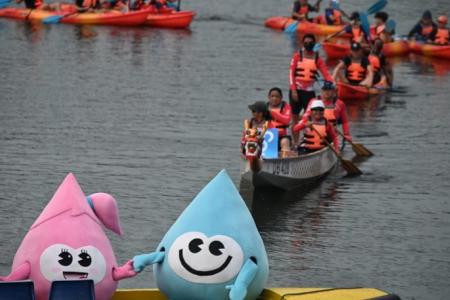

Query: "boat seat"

xmin=48 ymin=280 xmax=95 ymax=300
xmin=0 ymin=280 xmax=35 ymax=300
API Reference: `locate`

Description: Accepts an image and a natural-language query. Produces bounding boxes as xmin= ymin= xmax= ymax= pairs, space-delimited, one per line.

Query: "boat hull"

xmin=337 ymin=81 xmax=386 ymax=101
xmin=409 ymin=41 xmax=450 ymax=59
xmin=145 ymin=10 xmax=195 ymax=28
xmin=264 ymin=16 xmax=347 ymax=36
xmin=323 ymin=40 xmax=410 ymax=59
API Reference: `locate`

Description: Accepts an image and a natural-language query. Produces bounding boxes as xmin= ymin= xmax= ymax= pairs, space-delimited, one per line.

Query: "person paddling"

xmin=332 ymin=42 xmax=374 ymax=87
xmin=16 ymin=0 xmax=59 ymax=10
xmin=429 ymin=15 xmax=449 ymax=45
xmin=75 ymin=0 xmax=101 ymax=11
xmin=289 ymin=34 xmax=333 ymax=145
xmin=293 ymin=99 xmax=340 ymax=155
xmin=292 ymin=0 xmax=322 ymax=22
xmin=326 ymin=12 xmax=370 ymax=47
xmin=408 ymin=10 xmax=438 ymax=42
xmin=266 ymin=88 xmax=292 ymax=158
xmin=368 ymin=39 xmax=392 ymax=87
xmin=371 ymin=11 xmax=389 ymax=41
xmin=299 ymin=81 xmax=352 ymax=142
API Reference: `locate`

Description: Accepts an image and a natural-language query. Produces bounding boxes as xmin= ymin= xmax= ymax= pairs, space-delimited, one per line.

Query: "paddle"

xmin=385 ymin=19 xmax=396 ymax=34
xmin=42 ymin=10 xmax=79 ymax=24
xmin=310 ymin=124 xmax=363 ymax=176
xmin=0 ymin=0 xmax=12 ymax=8
xmin=334 ymin=127 xmax=373 ymax=156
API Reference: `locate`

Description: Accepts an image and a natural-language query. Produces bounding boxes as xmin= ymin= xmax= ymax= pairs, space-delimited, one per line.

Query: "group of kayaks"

xmin=0 ymin=4 xmax=195 ymax=27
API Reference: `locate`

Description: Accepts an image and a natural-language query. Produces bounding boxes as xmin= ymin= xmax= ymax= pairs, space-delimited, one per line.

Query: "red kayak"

xmin=323 ymin=40 xmax=410 ymax=59
xmin=264 ymin=16 xmax=350 ymax=36
xmin=337 ymin=81 xmax=386 ymax=101
xmin=144 ymin=7 xmax=195 ymax=28
xmin=409 ymin=41 xmax=450 ymax=59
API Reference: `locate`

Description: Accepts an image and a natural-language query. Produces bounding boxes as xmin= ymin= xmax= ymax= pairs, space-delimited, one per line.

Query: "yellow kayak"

xmin=112 ymin=287 xmax=400 ymax=300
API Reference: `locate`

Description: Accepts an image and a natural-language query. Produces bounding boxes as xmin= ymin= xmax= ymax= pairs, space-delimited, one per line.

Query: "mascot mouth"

xmin=179 ymin=249 xmax=232 ymax=276
xmin=63 ymin=272 xmax=88 ymax=280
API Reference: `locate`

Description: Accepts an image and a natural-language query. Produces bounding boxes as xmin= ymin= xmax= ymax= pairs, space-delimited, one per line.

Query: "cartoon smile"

xmin=63 ymin=271 xmax=88 ymax=280
xmin=179 ymin=249 xmax=232 ymax=276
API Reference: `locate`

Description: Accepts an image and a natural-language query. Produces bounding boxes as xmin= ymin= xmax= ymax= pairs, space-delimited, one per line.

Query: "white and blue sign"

xmin=262 ymin=128 xmax=279 ymax=159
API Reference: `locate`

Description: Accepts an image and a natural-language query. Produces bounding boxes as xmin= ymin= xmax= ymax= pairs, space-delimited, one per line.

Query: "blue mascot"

xmin=133 ymin=170 xmax=269 ymax=300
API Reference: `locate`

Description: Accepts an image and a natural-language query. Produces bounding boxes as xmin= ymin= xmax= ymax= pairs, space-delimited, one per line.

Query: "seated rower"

xmin=266 ymin=87 xmax=292 ymax=158
xmin=242 ymin=101 xmax=270 ymax=155
xmin=371 ymin=12 xmax=389 ymax=41
xmin=326 ymin=12 xmax=370 ymax=48
xmin=320 ymin=0 xmax=347 ymax=25
xmin=75 ymin=0 xmax=102 ymax=11
xmin=102 ymin=0 xmax=127 ymax=11
xmin=332 ymin=42 xmax=374 ymax=87
xmin=429 ymin=15 xmax=449 ymax=45
xmin=408 ymin=10 xmax=437 ymax=42
xmin=301 ymin=81 xmax=352 ymax=142
xmin=369 ymin=39 xmax=393 ymax=87
xmin=16 ymin=0 xmax=59 ymax=10
xmin=293 ymin=100 xmax=340 ymax=154
xmin=292 ymin=0 xmax=322 ymax=22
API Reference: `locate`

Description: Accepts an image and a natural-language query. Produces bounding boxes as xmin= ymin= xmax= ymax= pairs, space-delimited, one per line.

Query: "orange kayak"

xmin=323 ymin=40 xmax=410 ymax=59
xmin=0 ymin=7 xmax=150 ymax=26
xmin=144 ymin=8 xmax=195 ymax=28
xmin=337 ymin=81 xmax=386 ymax=101
xmin=409 ymin=41 xmax=450 ymax=59
xmin=265 ymin=16 xmax=347 ymax=36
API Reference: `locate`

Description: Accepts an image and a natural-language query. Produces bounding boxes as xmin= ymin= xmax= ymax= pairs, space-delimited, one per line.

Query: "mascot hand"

xmin=226 ymin=283 xmax=248 ymax=300
xmin=133 ymin=254 xmax=149 ymax=273
xmin=113 ymin=260 xmax=138 ymax=280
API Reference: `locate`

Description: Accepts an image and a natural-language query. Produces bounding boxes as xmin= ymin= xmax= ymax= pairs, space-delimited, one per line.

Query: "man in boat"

xmin=370 ymin=12 xmax=389 ymax=41
xmin=300 ymin=81 xmax=352 ymax=142
xmin=293 ymin=99 xmax=340 ymax=154
xmin=429 ymin=15 xmax=449 ymax=45
xmin=292 ymin=0 xmax=322 ymax=21
xmin=332 ymin=42 xmax=374 ymax=87
xmin=368 ymin=39 xmax=392 ymax=87
xmin=242 ymin=101 xmax=269 ymax=156
xmin=316 ymin=0 xmax=347 ymax=25
xmin=266 ymin=87 xmax=292 ymax=158
xmin=289 ymin=33 xmax=333 ymax=145
xmin=326 ymin=12 xmax=370 ymax=47
xmin=408 ymin=10 xmax=438 ymax=42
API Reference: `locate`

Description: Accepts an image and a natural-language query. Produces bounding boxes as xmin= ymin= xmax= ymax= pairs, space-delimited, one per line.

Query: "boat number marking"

xmin=273 ymin=161 xmax=290 ymax=175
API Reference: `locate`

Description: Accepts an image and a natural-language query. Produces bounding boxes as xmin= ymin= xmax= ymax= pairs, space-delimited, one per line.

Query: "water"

xmin=1 ymin=0 xmax=450 ymax=299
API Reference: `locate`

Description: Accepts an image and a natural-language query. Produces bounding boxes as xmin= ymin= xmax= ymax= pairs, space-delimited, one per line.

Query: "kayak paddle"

xmin=334 ymin=128 xmax=374 ymax=157
xmin=0 ymin=0 xmax=12 ymax=8
xmin=366 ymin=0 xmax=388 ymax=15
xmin=385 ymin=19 xmax=396 ymax=33
xmin=42 ymin=11 xmax=78 ymax=24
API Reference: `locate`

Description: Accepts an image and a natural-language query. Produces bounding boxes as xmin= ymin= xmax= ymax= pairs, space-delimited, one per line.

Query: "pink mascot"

xmin=0 ymin=173 xmax=137 ymax=300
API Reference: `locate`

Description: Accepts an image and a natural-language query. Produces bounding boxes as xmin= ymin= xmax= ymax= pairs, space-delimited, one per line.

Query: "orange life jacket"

xmin=35 ymin=0 xmax=43 ymax=7
xmin=297 ymin=4 xmax=309 ymax=16
xmin=421 ymin=24 xmax=434 ymax=37
xmin=267 ymin=102 xmax=288 ymax=129
xmin=326 ymin=9 xmax=342 ymax=25
xmin=295 ymin=50 xmax=319 ymax=83
xmin=345 ymin=58 xmax=368 ymax=82
xmin=352 ymin=27 xmax=363 ymax=42
xmin=435 ymin=28 xmax=449 ymax=45
xmin=324 ymin=103 xmax=337 ymax=125
xmin=82 ymin=0 xmax=97 ymax=8
xmin=302 ymin=117 xmax=328 ymax=150
xmin=368 ymin=54 xmax=381 ymax=73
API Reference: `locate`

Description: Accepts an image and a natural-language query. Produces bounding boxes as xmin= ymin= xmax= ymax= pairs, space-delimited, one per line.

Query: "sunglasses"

xmin=311 ymin=108 xmax=324 ymax=112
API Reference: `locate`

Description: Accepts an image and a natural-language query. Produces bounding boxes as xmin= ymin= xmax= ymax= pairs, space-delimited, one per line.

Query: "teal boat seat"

xmin=49 ymin=280 xmax=95 ymax=300
xmin=0 ymin=281 xmax=35 ymax=300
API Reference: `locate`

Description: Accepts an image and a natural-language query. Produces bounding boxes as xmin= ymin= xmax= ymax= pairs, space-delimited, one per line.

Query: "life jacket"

xmin=421 ymin=24 xmax=434 ymax=37
xmin=325 ymin=8 xmax=342 ymax=25
xmin=297 ymin=4 xmax=309 ymax=16
xmin=371 ymin=24 xmax=385 ymax=39
xmin=248 ymin=118 xmax=267 ymax=136
xmin=368 ymin=54 xmax=381 ymax=73
xmin=267 ymin=102 xmax=289 ymax=129
xmin=79 ymin=0 xmax=98 ymax=8
xmin=435 ymin=28 xmax=449 ymax=45
xmin=344 ymin=56 xmax=369 ymax=83
xmin=295 ymin=50 xmax=319 ymax=83
xmin=315 ymin=96 xmax=337 ymax=125
xmin=352 ymin=26 xmax=363 ymax=42
xmin=302 ymin=117 xmax=328 ymax=150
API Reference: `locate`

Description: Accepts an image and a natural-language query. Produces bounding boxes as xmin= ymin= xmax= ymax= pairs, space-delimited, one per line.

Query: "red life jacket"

xmin=435 ymin=28 xmax=449 ymax=45
xmin=295 ymin=50 xmax=319 ymax=83
xmin=352 ymin=26 xmax=363 ymax=42
xmin=345 ymin=57 xmax=369 ymax=83
xmin=368 ymin=54 xmax=381 ymax=73
xmin=302 ymin=117 xmax=328 ymax=150
xmin=326 ymin=9 xmax=342 ymax=25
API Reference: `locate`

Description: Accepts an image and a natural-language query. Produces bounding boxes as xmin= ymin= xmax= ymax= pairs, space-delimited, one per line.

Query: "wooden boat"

xmin=241 ymin=146 xmax=338 ymax=191
xmin=112 ymin=288 xmax=401 ymax=299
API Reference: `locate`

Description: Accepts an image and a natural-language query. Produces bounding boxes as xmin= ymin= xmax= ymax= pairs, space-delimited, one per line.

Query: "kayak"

xmin=265 ymin=16 xmax=347 ymax=36
xmin=337 ymin=81 xmax=387 ymax=101
xmin=323 ymin=40 xmax=410 ymax=59
xmin=145 ymin=9 xmax=195 ymax=28
xmin=409 ymin=41 xmax=450 ymax=59
xmin=112 ymin=288 xmax=401 ymax=300
xmin=0 ymin=6 xmax=151 ymax=26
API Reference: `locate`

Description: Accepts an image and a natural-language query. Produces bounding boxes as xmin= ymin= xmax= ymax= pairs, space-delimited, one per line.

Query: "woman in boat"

xmin=266 ymin=87 xmax=292 ymax=158
xmin=293 ymin=99 xmax=340 ymax=154
xmin=300 ymin=81 xmax=352 ymax=142
xmin=429 ymin=15 xmax=449 ymax=45
xmin=408 ymin=10 xmax=438 ymax=42
xmin=292 ymin=0 xmax=322 ymax=22
xmin=369 ymin=39 xmax=393 ymax=87
xmin=332 ymin=42 xmax=374 ymax=87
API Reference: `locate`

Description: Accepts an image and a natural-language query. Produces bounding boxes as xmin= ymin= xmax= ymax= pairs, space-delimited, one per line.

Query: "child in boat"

xmin=430 ymin=15 xmax=449 ymax=45
xmin=371 ymin=12 xmax=388 ymax=40
xmin=293 ymin=100 xmax=340 ymax=155
xmin=292 ymin=0 xmax=322 ymax=22
xmin=242 ymin=101 xmax=270 ymax=156
xmin=266 ymin=87 xmax=292 ymax=158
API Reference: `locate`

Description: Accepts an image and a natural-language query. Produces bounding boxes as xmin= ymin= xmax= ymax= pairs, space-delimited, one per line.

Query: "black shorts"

xmin=289 ymin=90 xmax=316 ymax=115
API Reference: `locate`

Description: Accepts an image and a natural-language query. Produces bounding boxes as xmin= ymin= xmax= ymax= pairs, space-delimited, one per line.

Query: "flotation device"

xmin=435 ymin=28 xmax=449 ymax=45
xmin=368 ymin=54 xmax=381 ymax=73
xmin=351 ymin=26 xmax=364 ymax=43
xmin=295 ymin=50 xmax=319 ymax=82
xmin=421 ymin=24 xmax=434 ymax=37
xmin=324 ymin=103 xmax=337 ymax=125
xmin=302 ymin=117 xmax=328 ymax=150
xmin=344 ymin=57 xmax=368 ymax=83
xmin=267 ymin=102 xmax=288 ymax=130
xmin=325 ymin=8 xmax=342 ymax=25
xmin=296 ymin=4 xmax=309 ymax=16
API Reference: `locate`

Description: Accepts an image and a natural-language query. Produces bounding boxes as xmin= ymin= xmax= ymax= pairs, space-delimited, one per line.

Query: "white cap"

xmin=310 ymin=99 xmax=325 ymax=110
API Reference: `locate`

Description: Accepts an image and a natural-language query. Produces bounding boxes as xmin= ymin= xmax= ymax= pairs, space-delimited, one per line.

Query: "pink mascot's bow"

xmin=0 ymin=173 xmax=137 ymax=300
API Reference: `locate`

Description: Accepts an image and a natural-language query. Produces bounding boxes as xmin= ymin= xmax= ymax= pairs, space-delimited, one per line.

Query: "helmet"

xmin=310 ymin=100 xmax=325 ymax=110
xmin=438 ymin=15 xmax=448 ymax=24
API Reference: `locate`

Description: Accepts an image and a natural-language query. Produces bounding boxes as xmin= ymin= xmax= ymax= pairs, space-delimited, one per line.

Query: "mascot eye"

xmin=78 ymin=250 xmax=92 ymax=267
xmin=209 ymin=241 xmax=224 ymax=256
xmin=58 ymin=249 xmax=73 ymax=266
xmin=188 ymin=238 xmax=203 ymax=253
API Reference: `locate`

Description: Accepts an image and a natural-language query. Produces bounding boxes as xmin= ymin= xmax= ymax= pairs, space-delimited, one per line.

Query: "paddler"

xmin=75 ymin=0 xmax=101 ymax=11
xmin=322 ymin=0 xmax=346 ymax=25
xmin=326 ymin=12 xmax=370 ymax=47
xmin=430 ymin=15 xmax=449 ymax=45
xmin=332 ymin=42 xmax=374 ymax=87
xmin=293 ymin=99 xmax=340 ymax=154
xmin=289 ymin=33 xmax=333 ymax=145
xmin=15 ymin=0 xmax=59 ymax=10
xmin=368 ymin=39 xmax=393 ymax=87
xmin=299 ymin=81 xmax=352 ymax=142
xmin=266 ymin=87 xmax=292 ymax=158
xmin=371 ymin=12 xmax=389 ymax=41
xmin=408 ymin=10 xmax=438 ymax=42
xmin=292 ymin=0 xmax=322 ymax=22
xmin=128 ymin=0 xmax=144 ymax=10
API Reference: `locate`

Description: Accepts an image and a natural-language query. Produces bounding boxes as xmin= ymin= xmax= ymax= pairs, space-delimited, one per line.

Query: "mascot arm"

xmin=226 ymin=258 xmax=258 ymax=300
xmin=0 ymin=262 xmax=31 ymax=281
xmin=132 ymin=251 xmax=165 ymax=273
xmin=112 ymin=260 xmax=138 ymax=281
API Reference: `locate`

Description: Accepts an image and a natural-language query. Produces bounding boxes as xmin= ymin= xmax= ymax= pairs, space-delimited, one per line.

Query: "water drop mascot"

xmin=133 ymin=170 xmax=269 ymax=300
xmin=0 ymin=173 xmax=138 ymax=300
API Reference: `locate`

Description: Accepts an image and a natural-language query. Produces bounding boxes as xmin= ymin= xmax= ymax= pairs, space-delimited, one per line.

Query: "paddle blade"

xmin=351 ymin=143 xmax=374 ymax=156
xmin=366 ymin=0 xmax=388 ymax=15
xmin=284 ymin=21 xmax=298 ymax=33
xmin=385 ymin=19 xmax=396 ymax=33
xmin=341 ymin=159 xmax=363 ymax=176
xmin=359 ymin=12 xmax=370 ymax=38
xmin=42 ymin=15 xmax=64 ymax=24
xmin=0 ymin=0 xmax=11 ymax=8
xmin=313 ymin=43 xmax=322 ymax=52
